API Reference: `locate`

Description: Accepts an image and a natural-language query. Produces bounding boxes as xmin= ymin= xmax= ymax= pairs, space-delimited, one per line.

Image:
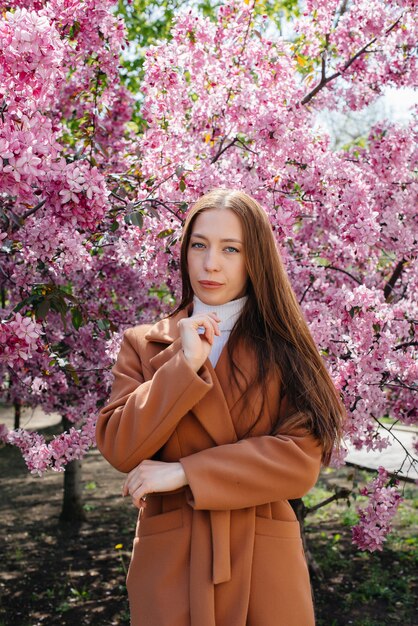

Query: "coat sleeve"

xmin=179 ymin=410 xmax=323 ymax=510
xmin=95 ymin=327 xmax=213 ymax=473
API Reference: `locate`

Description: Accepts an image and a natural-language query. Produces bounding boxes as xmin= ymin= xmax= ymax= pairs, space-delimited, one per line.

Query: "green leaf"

xmin=349 ymin=306 xmax=361 ymax=318
xmin=35 ymin=299 xmax=51 ymax=321
xmin=124 ymin=212 xmax=144 ymax=228
xmin=315 ymin=257 xmax=331 ymax=267
xmin=179 ymin=178 xmax=186 ymax=192
xmin=97 ymin=318 xmax=110 ymax=331
xmin=157 ymin=228 xmax=175 ymax=239
xmin=65 ymin=364 xmax=80 ymax=386
xmin=68 ymin=21 xmax=81 ymax=40
xmin=71 ymin=307 xmax=83 ymax=330
xmin=131 ymin=212 xmax=144 ymax=228
xmin=187 ymin=29 xmax=196 ymax=43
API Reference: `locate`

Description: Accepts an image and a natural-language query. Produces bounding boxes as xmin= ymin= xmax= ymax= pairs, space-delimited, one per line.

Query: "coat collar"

xmin=144 ymin=305 xmax=243 ymax=446
xmin=144 ymin=304 xmax=254 ymax=389
xmin=144 ymin=306 xmax=191 ymax=344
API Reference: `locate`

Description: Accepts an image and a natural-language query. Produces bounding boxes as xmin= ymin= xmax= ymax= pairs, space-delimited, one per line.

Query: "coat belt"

xmin=210 ymin=510 xmax=231 ymax=584
xmin=189 ymin=506 xmax=256 ymax=626
xmin=189 ymin=508 xmax=232 ymax=626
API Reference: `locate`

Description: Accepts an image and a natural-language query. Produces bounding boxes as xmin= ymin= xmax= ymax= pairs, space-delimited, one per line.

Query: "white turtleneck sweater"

xmin=192 ymin=294 xmax=248 ymax=367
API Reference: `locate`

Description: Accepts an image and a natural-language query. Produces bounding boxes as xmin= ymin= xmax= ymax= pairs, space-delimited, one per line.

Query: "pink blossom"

xmin=0 ymin=313 xmax=43 ymax=367
xmin=352 ymin=467 xmax=403 ymax=551
xmin=0 ymin=0 xmax=416 ymax=557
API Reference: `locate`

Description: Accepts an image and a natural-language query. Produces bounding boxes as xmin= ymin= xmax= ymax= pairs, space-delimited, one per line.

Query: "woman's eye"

xmin=190 ymin=242 xmax=205 ymax=249
xmin=225 ymin=246 xmax=239 ymax=253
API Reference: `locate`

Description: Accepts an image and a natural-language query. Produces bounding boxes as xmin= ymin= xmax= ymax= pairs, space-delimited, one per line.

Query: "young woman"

xmin=96 ymin=188 xmax=345 ymax=626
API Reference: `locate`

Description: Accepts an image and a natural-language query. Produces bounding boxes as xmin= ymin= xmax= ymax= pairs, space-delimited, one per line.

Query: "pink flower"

xmin=352 ymin=467 xmax=403 ymax=552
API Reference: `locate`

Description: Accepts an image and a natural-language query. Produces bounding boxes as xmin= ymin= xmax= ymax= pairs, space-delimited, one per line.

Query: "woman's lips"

xmin=198 ymin=280 xmax=224 ymax=289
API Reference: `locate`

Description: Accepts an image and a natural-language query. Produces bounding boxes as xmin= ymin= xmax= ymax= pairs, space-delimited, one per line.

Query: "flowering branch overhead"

xmin=0 ymin=0 xmax=417 ymax=551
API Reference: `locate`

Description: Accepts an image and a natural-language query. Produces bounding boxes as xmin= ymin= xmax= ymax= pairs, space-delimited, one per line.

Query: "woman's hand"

xmin=178 ymin=312 xmax=220 ymax=371
xmin=122 ymin=460 xmax=189 ymax=509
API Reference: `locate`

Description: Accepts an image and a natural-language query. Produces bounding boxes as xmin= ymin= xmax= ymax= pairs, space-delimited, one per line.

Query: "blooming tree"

xmin=0 ymin=0 xmax=417 ymax=544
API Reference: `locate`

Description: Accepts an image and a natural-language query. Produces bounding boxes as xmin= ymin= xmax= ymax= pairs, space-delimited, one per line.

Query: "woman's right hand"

xmin=178 ymin=312 xmax=221 ymax=372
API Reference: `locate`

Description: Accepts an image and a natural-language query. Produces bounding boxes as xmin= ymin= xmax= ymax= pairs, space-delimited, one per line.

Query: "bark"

xmin=60 ymin=458 xmax=86 ymax=522
xmin=289 ymin=498 xmax=324 ymax=581
xmin=384 ymin=258 xmax=406 ymax=301
xmin=290 ymin=486 xmax=352 ymax=581
xmin=60 ymin=417 xmax=86 ymax=522
xmin=13 ymin=400 xmax=21 ymax=430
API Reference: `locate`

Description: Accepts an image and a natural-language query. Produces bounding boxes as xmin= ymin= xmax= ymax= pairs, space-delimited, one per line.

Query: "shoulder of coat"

xmin=123 ymin=324 xmax=154 ymax=348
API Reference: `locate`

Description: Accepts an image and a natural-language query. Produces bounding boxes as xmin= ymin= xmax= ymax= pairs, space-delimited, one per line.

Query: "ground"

xmin=0 ymin=442 xmax=417 ymax=626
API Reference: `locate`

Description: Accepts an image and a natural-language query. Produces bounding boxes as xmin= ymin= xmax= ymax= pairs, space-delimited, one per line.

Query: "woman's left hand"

xmin=122 ymin=460 xmax=189 ymax=509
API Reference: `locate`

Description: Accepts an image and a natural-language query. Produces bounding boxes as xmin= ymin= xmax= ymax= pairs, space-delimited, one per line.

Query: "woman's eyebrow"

xmin=191 ymin=233 xmax=243 ymax=243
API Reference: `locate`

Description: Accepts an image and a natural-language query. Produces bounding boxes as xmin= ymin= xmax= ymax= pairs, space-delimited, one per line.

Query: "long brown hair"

xmin=172 ymin=188 xmax=346 ymax=464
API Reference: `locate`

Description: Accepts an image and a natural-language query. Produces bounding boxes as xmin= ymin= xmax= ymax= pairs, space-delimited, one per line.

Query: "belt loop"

xmin=210 ymin=510 xmax=231 ymax=584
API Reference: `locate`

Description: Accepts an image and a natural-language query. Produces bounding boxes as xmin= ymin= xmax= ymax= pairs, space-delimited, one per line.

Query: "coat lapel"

xmin=144 ymin=308 xmax=241 ymax=446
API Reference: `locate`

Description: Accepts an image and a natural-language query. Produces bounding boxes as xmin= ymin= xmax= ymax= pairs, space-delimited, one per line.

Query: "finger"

xmin=131 ymin=485 xmax=148 ymax=507
xmin=180 ymin=315 xmax=219 ymax=343
xmin=132 ymin=496 xmax=147 ymax=510
xmin=123 ymin=472 xmax=136 ymax=496
xmin=192 ymin=318 xmax=215 ymax=341
xmin=206 ymin=313 xmax=221 ymax=335
xmin=123 ymin=469 xmax=144 ymax=497
xmin=182 ymin=315 xmax=219 ymax=334
xmin=122 ymin=475 xmax=132 ymax=496
xmin=202 ymin=314 xmax=220 ymax=335
xmin=200 ymin=320 xmax=215 ymax=345
xmin=206 ymin=325 xmax=215 ymax=345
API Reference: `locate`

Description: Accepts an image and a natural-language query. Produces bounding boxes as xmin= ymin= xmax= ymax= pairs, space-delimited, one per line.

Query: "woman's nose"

xmin=203 ymin=249 xmax=221 ymax=271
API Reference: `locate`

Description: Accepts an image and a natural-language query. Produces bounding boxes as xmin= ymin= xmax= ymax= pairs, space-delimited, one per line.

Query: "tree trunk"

xmin=60 ymin=458 xmax=86 ymax=522
xmin=289 ymin=497 xmax=323 ymax=580
xmin=14 ymin=400 xmax=21 ymax=430
xmin=60 ymin=417 xmax=86 ymax=522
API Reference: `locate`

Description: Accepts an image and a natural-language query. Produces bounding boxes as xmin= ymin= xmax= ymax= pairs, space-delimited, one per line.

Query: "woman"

xmin=96 ymin=188 xmax=345 ymax=626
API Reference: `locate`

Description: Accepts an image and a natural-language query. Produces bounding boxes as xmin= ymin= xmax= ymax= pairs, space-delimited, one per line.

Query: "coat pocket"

xmin=127 ymin=511 xmax=190 ymax=626
xmin=139 ymin=507 xmax=183 ymax=537
xmin=249 ymin=517 xmax=314 ymax=626
xmin=255 ymin=516 xmax=301 ymax=539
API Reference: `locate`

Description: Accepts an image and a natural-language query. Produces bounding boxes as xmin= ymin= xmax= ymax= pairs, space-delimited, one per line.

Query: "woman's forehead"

xmin=191 ymin=208 xmax=243 ymax=238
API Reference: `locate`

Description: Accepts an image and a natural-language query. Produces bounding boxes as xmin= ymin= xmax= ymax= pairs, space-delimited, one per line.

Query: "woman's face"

xmin=187 ymin=208 xmax=248 ymax=305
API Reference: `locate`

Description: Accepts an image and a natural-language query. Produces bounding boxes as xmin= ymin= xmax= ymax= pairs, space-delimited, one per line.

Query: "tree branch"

xmin=325 ymin=264 xmax=363 ymax=285
xmin=305 ymin=487 xmax=351 ymax=515
xmin=210 ymin=137 xmax=238 ymax=164
xmin=371 ymin=415 xmax=418 ymax=480
xmin=384 ymin=258 xmax=406 ymax=301
xmin=224 ymin=2 xmax=254 ymax=108
xmin=301 ymin=13 xmax=404 ymax=106
xmin=383 ymin=381 xmax=417 ymax=392
xmin=21 ymin=199 xmax=47 ymax=220
xmin=394 ymin=340 xmax=418 ymax=351
xmin=299 ymin=282 xmax=312 ymax=304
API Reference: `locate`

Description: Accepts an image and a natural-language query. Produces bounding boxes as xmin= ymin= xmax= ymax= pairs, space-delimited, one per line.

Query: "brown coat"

xmin=96 ymin=308 xmax=323 ymax=626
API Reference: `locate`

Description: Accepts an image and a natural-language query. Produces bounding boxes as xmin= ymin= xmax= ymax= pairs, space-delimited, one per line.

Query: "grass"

xmin=0 ymin=443 xmax=416 ymax=626
xmin=305 ymin=465 xmax=417 ymax=626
